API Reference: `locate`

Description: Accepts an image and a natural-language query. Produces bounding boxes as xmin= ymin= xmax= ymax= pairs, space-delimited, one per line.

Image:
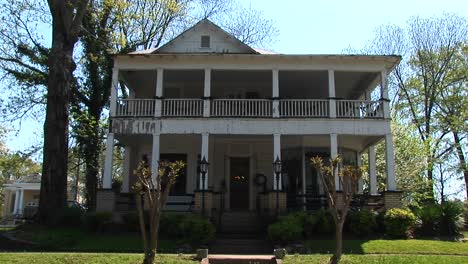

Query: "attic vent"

xmin=201 ymin=35 xmax=210 ymax=48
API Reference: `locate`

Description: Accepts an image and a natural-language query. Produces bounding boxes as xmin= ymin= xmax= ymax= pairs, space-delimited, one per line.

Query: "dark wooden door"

xmin=230 ymin=157 xmax=250 ymax=210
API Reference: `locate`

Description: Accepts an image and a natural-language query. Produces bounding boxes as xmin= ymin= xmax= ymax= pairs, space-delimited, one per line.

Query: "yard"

xmin=1 ymin=226 xmax=467 ymax=263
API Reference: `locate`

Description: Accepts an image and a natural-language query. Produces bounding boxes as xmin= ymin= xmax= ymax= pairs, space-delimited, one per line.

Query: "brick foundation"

xmin=383 ymin=191 xmax=403 ymax=209
xmin=96 ymin=189 xmax=116 ymax=212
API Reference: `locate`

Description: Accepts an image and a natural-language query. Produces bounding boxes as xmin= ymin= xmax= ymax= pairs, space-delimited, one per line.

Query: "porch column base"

xmin=383 ymin=191 xmax=403 ymax=209
xmin=260 ymin=191 xmax=286 ymax=215
xmin=96 ymin=189 xmax=116 ymax=212
xmin=194 ymin=190 xmax=213 ymax=217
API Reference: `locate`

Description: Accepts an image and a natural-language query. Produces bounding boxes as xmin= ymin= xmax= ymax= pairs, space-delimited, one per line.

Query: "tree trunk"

xmin=37 ymin=15 xmax=75 ymax=225
xmin=453 ymin=132 xmax=468 ymax=199
xmin=331 ymin=220 xmax=344 ymax=264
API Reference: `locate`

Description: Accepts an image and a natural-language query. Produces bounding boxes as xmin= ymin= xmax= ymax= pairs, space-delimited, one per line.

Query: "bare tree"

xmin=310 ymin=156 xmax=361 ymax=264
xmin=133 ymin=160 xmax=185 ymax=264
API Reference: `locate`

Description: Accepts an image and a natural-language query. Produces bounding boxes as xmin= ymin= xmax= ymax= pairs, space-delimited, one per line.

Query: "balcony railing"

xmin=280 ymin=99 xmax=329 ymax=117
xmin=211 ymin=99 xmax=272 ymax=117
xmin=162 ymin=99 xmax=203 ymax=117
xmin=336 ymin=100 xmax=383 ymax=119
xmin=113 ymin=98 xmax=384 ymax=119
xmin=116 ymin=99 xmax=155 ymax=117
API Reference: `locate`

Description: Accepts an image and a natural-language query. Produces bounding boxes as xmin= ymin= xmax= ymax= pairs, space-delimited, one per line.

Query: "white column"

xmin=151 ymin=134 xmax=160 ymax=188
xmin=200 ymin=133 xmax=209 ymax=189
xmin=203 ymin=69 xmax=211 ymax=117
xmin=380 ymin=69 xmax=390 ymax=118
xmin=330 ymin=133 xmax=339 ymax=190
xmin=273 ymin=133 xmax=281 ymax=190
xmin=155 ymin=68 xmax=163 ymax=117
xmin=103 ymin=133 xmax=115 ymax=189
xmin=272 ymin=69 xmax=280 ymax=118
xmin=385 ymin=134 xmax=397 ymax=191
xmin=328 ymin=70 xmax=336 ymax=118
xmin=122 ymin=146 xmax=131 ymax=193
xmin=357 ymin=152 xmax=364 ymax=193
xmin=301 ymin=145 xmax=307 ymax=210
xmin=13 ymin=189 xmax=20 ymax=214
xmin=368 ymin=145 xmax=378 ymax=195
xmin=110 ymin=68 xmax=119 ymax=117
xmin=18 ymin=189 xmax=24 ymax=215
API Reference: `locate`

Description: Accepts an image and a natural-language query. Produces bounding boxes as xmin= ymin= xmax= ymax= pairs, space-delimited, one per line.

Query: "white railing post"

xmin=151 ymin=133 xmax=160 ymax=188
xmin=155 ymin=68 xmax=163 ymax=117
xmin=369 ymin=145 xmax=378 ymax=195
xmin=330 ymin=133 xmax=339 ymax=190
xmin=272 ymin=69 xmax=280 ymax=118
xmin=110 ymin=68 xmax=119 ymax=117
xmin=385 ymin=134 xmax=397 ymax=191
xmin=328 ymin=70 xmax=336 ymax=118
xmin=203 ymin=69 xmax=211 ymax=117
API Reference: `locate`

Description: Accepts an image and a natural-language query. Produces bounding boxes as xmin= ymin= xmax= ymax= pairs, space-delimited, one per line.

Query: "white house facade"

xmin=97 ymin=19 xmax=402 ymax=218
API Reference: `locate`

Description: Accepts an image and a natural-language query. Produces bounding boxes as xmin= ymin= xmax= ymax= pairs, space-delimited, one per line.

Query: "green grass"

xmin=0 ymin=253 xmax=466 ymax=264
xmin=283 ymin=254 xmax=468 ymax=264
xmin=0 ymin=253 xmax=198 ymax=264
xmin=304 ymin=239 xmax=468 ymax=255
xmin=11 ymin=227 xmax=177 ymax=252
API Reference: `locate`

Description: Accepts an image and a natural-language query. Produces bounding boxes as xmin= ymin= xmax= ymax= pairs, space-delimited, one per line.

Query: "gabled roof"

xmin=150 ymin=19 xmax=259 ymax=54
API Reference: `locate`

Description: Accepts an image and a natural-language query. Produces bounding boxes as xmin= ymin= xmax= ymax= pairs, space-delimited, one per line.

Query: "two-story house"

xmin=97 ymin=19 xmax=402 ymax=223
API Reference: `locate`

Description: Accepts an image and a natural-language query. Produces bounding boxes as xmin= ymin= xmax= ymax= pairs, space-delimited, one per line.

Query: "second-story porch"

xmin=109 ymin=56 xmax=394 ymax=121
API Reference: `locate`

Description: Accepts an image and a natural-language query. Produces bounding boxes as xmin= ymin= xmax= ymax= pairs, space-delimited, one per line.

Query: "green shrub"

xmin=121 ymin=212 xmax=139 ymax=232
xmin=58 ymin=207 xmax=84 ymax=227
xmin=416 ymin=204 xmax=441 ymax=236
xmin=347 ymin=209 xmax=377 ymax=236
xmin=176 ymin=214 xmax=215 ymax=244
xmin=384 ymin=208 xmax=416 ymax=238
xmin=439 ymin=201 xmax=464 ymax=236
xmin=159 ymin=213 xmax=186 ymax=238
xmin=82 ymin=211 xmax=113 ymax=232
xmin=267 ymin=215 xmax=303 ymax=243
xmin=312 ymin=208 xmax=335 ymax=234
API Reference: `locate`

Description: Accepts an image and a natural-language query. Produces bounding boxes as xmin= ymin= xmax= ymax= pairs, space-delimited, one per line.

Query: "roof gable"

xmin=153 ymin=19 xmax=258 ymax=54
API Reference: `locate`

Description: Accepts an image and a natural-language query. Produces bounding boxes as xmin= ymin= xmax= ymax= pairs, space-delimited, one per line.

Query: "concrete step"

xmin=207 ymin=255 xmax=277 ymax=264
xmin=209 ymin=239 xmax=272 ymax=255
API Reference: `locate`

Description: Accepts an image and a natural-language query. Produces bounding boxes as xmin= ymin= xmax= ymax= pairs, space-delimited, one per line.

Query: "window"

xmin=200 ymin=35 xmax=210 ymax=48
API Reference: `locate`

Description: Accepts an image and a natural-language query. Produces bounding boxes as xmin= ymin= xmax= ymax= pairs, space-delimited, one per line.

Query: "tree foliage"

xmin=352 ymin=13 xmax=468 ymax=200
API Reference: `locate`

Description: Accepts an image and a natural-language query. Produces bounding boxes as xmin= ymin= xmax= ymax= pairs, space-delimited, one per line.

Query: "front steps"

xmin=205 ymin=255 xmax=279 ymax=264
xmin=210 ymin=211 xmax=272 ymax=255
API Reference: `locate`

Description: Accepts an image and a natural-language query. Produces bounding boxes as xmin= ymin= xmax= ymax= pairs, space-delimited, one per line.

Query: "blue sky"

xmin=4 ymin=0 xmax=468 ymax=153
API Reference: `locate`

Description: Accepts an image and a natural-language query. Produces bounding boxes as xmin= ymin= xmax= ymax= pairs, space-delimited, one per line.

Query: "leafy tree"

xmin=37 ymin=0 xmax=89 ymax=225
xmin=352 ymin=13 xmax=468 ymax=200
xmin=310 ymin=156 xmax=361 ymax=264
xmin=133 ymin=160 xmax=185 ymax=264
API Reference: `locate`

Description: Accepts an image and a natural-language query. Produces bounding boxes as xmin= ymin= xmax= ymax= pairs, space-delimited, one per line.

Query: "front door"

xmin=229 ymin=157 xmax=250 ymax=210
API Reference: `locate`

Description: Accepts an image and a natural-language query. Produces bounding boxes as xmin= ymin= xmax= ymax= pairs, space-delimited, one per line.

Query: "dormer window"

xmin=201 ymin=35 xmax=210 ymax=48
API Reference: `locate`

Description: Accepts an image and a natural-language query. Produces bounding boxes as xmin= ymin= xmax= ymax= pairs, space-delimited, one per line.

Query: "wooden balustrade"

xmin=279 ymin=99 xmax=329 ymax=117
xmin=114 ymin=98 xmax=384 ymax=119
xmin=336 ymin=100 xmax=383 ymax=118
xmin=211 ymin=99 xmax=272 ymax=117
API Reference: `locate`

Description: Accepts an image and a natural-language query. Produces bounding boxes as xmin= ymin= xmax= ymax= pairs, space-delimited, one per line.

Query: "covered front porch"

xmin=97 ymin=133 xmax=400 ymax=215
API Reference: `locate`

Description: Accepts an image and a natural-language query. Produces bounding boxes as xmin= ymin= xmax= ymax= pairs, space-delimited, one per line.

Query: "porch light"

xmin=273 ymin=156 xmax=282 ymax=175
xmin=199 ymin=156 xmax=209 ymax=216
xmin=273 ymin=156 xmax=282 ymax=216
xmin=200 ymin=156 xmax=209 ymax=176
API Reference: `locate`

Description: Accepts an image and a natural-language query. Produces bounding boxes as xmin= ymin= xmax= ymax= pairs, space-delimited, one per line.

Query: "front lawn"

xmin=0 ymin=253 xmax=467 ymax=264
xmin=0 ymin=253 xmax=197 ymax=264
xmin=304 ymin=239 xmax=468 ymax=255
xmin=8 ymin=226 xmax=177 ymax=252
xmin=283 ymin=254 xmax=468 ymax=264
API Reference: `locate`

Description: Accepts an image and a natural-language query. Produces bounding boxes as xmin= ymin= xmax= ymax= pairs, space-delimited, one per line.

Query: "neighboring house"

xmin=98 ymin=19 xmax=402 ymax=221
xmin=2 ymin=174 xmax=41 ymax=217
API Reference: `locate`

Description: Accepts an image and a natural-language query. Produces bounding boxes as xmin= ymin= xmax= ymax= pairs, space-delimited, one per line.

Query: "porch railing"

xmin=211 ymin=99 xmax=272 ymax=117
xmin=279 ymin=99 xmax=329 ymax=117
xmin=115 ymin=99 xmax=155 ymax=117
xmin=336 ymin=100 xmax=383 ymax=119
xmin=162 ymin=99 xmax=203 ymax=117
xmin=113 ymin=98 xmax=384 ymax=119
